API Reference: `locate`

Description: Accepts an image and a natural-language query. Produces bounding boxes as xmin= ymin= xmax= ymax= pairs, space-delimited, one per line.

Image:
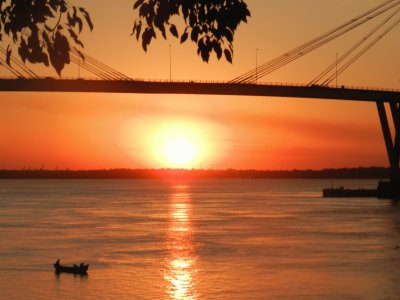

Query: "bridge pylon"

xmin=376 ymin=101 xmax=400 ymax=198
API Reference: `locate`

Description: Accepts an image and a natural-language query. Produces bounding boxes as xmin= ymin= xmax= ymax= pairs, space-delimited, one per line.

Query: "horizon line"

xmin=0 ymin=166 xmax=389 ymax=172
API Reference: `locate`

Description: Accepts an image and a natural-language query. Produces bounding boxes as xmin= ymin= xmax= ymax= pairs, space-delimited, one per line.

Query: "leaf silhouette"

xmin=1 ymin=1 xmax=94 ymax=74
xmin=142 ymin=27 xmax=155 ymax=51
xmin=6 ymin=45 xmax=12 ymax=66
xmin=180 ymin=31 xmax=188 ymax=44
xmin=133 ymin=0 xmax=250 ymax=63
xmin=133 ymin=0 xmax=145 ymax=10
xmin=224 ymin=49 xmax=232 ymax=63
xmin=169 ymin=24 xmax=178 ymax=38
xmin=79 ymin=8 xmax=93 ymax=31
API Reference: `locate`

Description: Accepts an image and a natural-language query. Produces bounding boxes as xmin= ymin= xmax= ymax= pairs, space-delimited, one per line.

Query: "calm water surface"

xmin=0 ymin=179 xmax=399 ymax=299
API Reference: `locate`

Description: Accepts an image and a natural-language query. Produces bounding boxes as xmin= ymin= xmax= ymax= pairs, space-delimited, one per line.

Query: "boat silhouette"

xmin=54 ymin=259 xmax=89 ymax=275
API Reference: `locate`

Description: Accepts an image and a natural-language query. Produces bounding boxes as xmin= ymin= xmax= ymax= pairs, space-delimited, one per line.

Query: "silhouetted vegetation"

xmin=132 ymin=0 xmax=250 ymax=63
xmin=0 ymin=1 xmax=250 ymax=75
xmin=0 ymin=167 xmax=390 ymax=180
xmin=0 ymin=0 xmax=92 ymax=75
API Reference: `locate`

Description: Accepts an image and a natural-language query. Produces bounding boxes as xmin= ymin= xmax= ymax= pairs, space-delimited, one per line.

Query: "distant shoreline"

xmin=0 ymin=167 xmax=390 ymax=180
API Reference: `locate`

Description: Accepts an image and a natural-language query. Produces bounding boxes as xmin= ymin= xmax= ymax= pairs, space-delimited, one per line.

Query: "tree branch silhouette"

xmin=0 ymin=0 xmax=250 ymax=76
xmin=0 ymin=0 xmax=93 ymax=75
xmin=132 ymin=0 xmax=250 ymax=63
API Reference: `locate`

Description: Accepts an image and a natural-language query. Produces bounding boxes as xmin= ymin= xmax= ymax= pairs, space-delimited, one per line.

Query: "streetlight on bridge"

xmin=169 ymin=44 xmax=172 ymax=82
xmin=256 ymin=48 xmax=259 ymax=84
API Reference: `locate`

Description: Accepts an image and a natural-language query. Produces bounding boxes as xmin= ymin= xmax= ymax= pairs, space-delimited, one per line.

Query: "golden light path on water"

xmin=164 ymin=186 xmax=199 ymax=300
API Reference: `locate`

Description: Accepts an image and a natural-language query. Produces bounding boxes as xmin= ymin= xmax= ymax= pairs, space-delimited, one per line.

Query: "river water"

xmin=0 ymin=179 xmax=399 ymax=299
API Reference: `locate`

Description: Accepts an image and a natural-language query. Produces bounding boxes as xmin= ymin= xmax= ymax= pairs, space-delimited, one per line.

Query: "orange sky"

xmin=0 ymin=0 xmax=399 ymax=170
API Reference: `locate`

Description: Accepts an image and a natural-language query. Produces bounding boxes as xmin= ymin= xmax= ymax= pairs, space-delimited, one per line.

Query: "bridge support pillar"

xmin=376 ymin=101 xmax=400 ymax=198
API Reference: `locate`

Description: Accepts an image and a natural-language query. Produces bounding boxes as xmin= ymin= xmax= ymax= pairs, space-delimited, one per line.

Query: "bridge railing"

xmin=0 ymin=75 xmax=399 ymax=92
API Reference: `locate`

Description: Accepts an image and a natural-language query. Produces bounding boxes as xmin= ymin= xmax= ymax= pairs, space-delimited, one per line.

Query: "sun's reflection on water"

xmin=164 ymin=186 xmax=198 ymax=300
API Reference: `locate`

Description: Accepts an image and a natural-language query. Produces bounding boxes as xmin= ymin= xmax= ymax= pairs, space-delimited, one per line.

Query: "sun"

xmin=157 ymin=127 xmax=201 ymax=168
xmin=146 ymin=120 xmax=206 ymax=168
xmin=120 ymin=115 xmax=230 ymax=169
xmin=164 ymin=138 xmax=196 ymax=165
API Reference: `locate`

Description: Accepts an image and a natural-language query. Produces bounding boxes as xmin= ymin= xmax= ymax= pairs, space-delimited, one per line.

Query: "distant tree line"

xmin=0 ymin=167 xmax=390 ymax=180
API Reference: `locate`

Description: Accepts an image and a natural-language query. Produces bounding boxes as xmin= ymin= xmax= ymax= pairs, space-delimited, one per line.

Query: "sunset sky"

xmin=0 ymin=0 xmax=399 ymax=170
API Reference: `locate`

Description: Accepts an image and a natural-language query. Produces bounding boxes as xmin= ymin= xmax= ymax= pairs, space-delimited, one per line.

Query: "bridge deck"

xmin=0 ymin=79 xmax=399 ymax=102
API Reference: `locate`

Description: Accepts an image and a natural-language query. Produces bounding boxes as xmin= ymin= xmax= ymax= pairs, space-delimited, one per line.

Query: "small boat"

xmin=54 ymin=259 xmax=89 ymax=275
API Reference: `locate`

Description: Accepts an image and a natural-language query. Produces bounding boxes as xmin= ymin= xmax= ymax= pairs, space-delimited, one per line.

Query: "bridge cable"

xmin=11 ymin=27 xmax=131 ymax=80
xmin=321 ymin=16 xmax=400 ymax=86
xmin=71 ymin=50 xmax=132 ymax=81
xmin=0 ymin=46 xmax=40 ymax=79
xmin=0 ymin=45 xmax=39 ymax=78
xmin=70 ymin=51 xmax=124 ymax=80
xmin=230 ymin=0 xmax=400 ymax=83
xmin=0 ymin=58 xmax=24 ymax=78
xmin=230 ymin=0 xmax=400 ymax=84
xmin=31 ymin=0 xmax=132 ymax=80
xmin=70 ymin=54 xmax=119 ymax=80
xmin=309 ymin=6 xmax=400 ymax=86
xmin=232 ymin=0 xmax=400 ymax=83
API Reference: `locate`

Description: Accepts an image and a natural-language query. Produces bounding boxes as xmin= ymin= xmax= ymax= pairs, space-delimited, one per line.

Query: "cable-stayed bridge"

xmin=1 ymin=0 xmax=400 ymax=197
xmin=0 ymin=77 xmax=397 ymax=101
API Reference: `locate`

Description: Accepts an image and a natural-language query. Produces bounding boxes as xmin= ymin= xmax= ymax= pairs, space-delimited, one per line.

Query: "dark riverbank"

xmin=0 ymin=167 xmax=390 ymax=180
